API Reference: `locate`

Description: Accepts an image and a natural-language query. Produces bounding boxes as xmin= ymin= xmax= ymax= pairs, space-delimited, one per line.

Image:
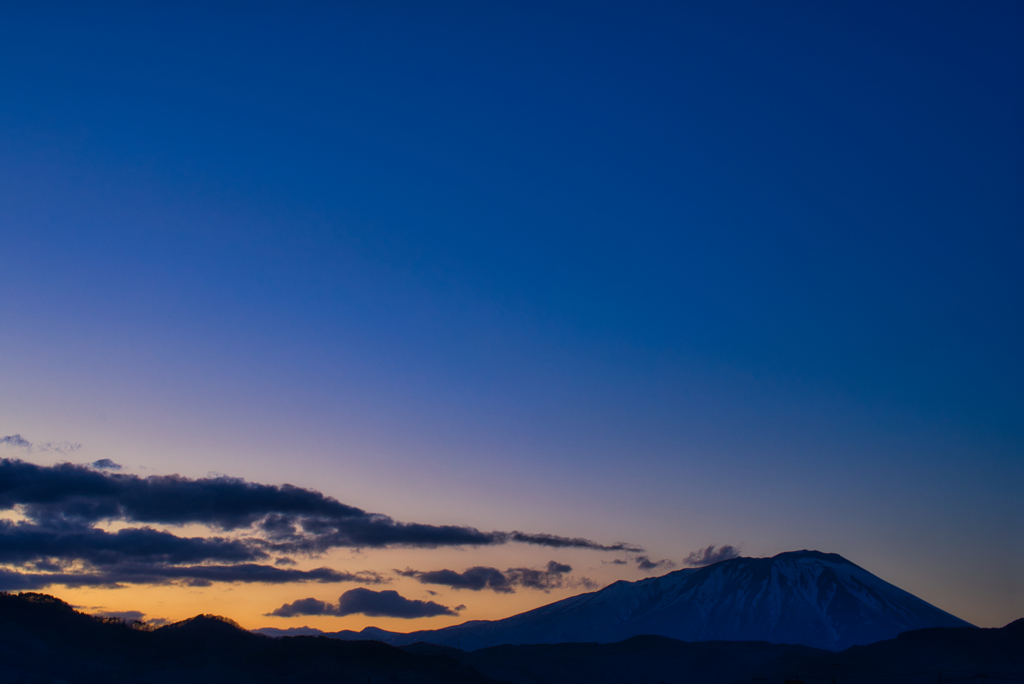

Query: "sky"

xmin=0 ymin=1 xmax=1021 ymax=631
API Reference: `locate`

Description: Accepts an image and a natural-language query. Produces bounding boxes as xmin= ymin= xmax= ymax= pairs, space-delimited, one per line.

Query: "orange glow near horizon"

xmin=16 ymin=543 xmax=642 ymax=632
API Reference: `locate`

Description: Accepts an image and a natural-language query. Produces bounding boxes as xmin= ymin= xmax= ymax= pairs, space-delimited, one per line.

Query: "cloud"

xmin=0 ymin=519 xmax=263 ymax=567
xmin=91 ymin=459 xmax=121 ymax=470
xmin=682 ymin=544 xmax=742 ymax=567
xmin=37 ymin=441 xmax=82 ymax=455
xmin=503 ymin=532 xmax=641 ymax=552
xmin=0 ymin=563 xmax=386 ymax=591
xmin=635 ymin=555 xmax=676 ymax=572
xmin=506 ymin=561 xmax=579 ymax=591
xmin=2 ymin=435 xmax=81 ymax=454
xmin=0 ymin=458 xmax=633 ymax=590
xmin=398 ymin=560 xmax=591 ymax=593
xmin=268 ymin=597 xmax=334 ymax=617
xmin=0 ymin=516 xmax=385 ymax=590
xmin=398 ymin=566 xmax=512 ymax=592
xmin=269 ymin=588 xmax=460 ymax=619
xmin=0 ymin=459 xmax=628 ymax=552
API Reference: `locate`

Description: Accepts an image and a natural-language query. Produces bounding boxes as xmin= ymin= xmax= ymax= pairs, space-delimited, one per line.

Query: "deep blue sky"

xmin=0 ymin=2 xmax=1021 ymax=627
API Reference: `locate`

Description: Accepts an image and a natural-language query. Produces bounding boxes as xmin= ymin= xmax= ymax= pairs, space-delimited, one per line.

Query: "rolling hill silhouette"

xmin=0 ymin=591 xmax=1020 ymax=684
xmin=0 ymin=592 xmax=494 ymax=683
xmin=407 ymin=621 xmax=1024 ymax=684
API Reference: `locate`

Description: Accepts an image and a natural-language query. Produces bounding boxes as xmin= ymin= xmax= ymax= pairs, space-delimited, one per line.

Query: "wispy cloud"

xmin=0 ymin=435 xmax=31 ymax=449
xmin=1 ymin=435 xmax=81 ymax=455
xmin=503 ymin=532 xmax=640 ymax=552
xmin=37 ymin=441 xmax=82 ymax=455
xmin=682 ymin=544 xmax=741 ymax=567
xmin=268 ymin=588 xmax=461 ymax=619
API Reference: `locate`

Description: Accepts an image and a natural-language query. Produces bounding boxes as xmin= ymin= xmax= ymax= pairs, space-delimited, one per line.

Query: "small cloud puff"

xmin=635 ymin=555 xmax=676 ymax=572
xmin=682 ymin=544 xmax=742 ymax=567
xmin=1 ymin=435 xmax=31 ymax=449
xmin=91 ymin=459 xmax=122 ymax=470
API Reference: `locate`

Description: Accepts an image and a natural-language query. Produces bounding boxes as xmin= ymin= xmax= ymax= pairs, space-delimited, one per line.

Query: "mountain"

xmin=260 ymin=550 xmax=974 ymax=650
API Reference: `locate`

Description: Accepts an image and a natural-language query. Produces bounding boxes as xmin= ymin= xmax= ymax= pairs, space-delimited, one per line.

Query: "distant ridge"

xmin=259 ymin=550 xmax=974 ymax=650
xmin=0 ymin=591 xmax=1017 ymax=684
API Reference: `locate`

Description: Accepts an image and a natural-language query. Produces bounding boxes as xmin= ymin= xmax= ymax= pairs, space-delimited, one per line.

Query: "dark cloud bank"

xmin=269 ymin=588 xmax=462 ymax=619
xmin=0 ymin=458 xmax=637 ymax=590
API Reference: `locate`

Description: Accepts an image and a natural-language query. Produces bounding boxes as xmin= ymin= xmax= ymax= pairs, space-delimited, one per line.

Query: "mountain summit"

xmin=271 ymin=550 xmax=973 ymax=651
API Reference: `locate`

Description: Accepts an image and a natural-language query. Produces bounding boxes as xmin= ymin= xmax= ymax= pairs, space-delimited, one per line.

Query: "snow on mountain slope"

xmin=298 ymin=550 xmax=973 ymax=651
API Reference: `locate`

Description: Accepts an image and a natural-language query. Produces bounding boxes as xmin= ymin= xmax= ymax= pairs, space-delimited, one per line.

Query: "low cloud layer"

xmin=0 ymin=458 xmax=636 ymax=590
xmin=682 ymin=545 xmax=742 ymax=567
xmin=398 ymin=560 xmax=590 ymax=593
xmin=269 ymin=588 xmax=461 ymax=619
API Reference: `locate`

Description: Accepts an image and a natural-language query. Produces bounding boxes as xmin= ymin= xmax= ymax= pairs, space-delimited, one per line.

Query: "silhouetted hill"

xmin=2 ymin=592 xmax=1018 ymax=684
xmin=0 ymin=592 xmax=499 ymax=683
xmin=398 ymin=622 xmax=1024 ymax=684
xmin=260 ymin=550 xmax=973 ymax=651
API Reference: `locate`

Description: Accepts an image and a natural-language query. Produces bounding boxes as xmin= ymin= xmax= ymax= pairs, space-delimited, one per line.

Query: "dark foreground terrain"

xmin=0 ymin=592 xmax=1020 ymax=684
xmin=0 ymin=593 xmax=491 ymax=684
xmin=425 ymin=623 xmax=1024 ymax=684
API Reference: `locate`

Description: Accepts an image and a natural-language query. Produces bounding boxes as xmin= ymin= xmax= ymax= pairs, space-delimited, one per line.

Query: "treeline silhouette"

xmin=0 ymin=592 xmax=1020 ymax=684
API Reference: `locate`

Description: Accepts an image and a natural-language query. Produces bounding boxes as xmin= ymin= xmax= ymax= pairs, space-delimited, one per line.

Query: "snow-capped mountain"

xmin=262 ymin=550 xmax=973 ymax=651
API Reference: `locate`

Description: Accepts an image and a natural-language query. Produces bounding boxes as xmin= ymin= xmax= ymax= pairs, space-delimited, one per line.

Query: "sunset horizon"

xmin=1 ymin=4 xmax=1021 ymax=679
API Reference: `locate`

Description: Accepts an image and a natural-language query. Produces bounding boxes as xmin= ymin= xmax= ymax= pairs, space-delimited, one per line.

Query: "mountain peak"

xmin=160 ymin=614 xmax=250 ymax=636
xmin=771 ymin=549 xmax=853 ymax=563
xmin=345 ymin=550 xmax=972 ymax=651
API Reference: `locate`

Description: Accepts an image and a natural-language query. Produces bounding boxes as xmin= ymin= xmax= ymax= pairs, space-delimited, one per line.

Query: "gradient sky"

xmin=1 ymin=1 xmax=1021 ymax=630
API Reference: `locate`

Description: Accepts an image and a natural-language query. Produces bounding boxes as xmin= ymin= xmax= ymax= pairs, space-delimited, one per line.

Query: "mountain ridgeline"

xmin=0 ymin=565 xmax=1019 ymax=684
xmin=262 ymin=550 xmax=974 ymax=651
